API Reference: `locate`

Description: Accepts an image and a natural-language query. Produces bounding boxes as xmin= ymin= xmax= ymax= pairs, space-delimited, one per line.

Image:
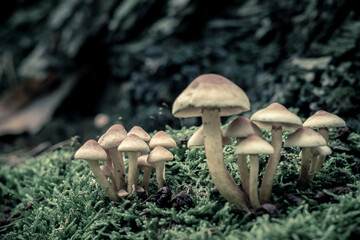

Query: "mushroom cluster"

xmin=74 ymin=125 xmax=176 ymax=201
xmin=172 ymin=74 xmax=346 ymax=211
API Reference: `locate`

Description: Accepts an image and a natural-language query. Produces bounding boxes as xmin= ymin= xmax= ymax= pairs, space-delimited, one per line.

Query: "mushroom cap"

xmin=284 ymin=127 xmax=327 ymax=148
xmin=235 ymin=134 xmax=274 ymax=155
xmin=223 ymin=116 xmax=262 ymax=138
xmin=117 ymin=134 xmax=149 ymax=153
xmin=312 ymin=146 xmax=332 ymax=156
xmin=128 ymin=126 xmax=151 ymax=142
xmin=250 ymin=102 xmax=302 ymax=131
xmin=187 ymin=126 xmax=232 ymax=148
xmin=149 ymin=131 xmax=177 ymax=149
xmin=138 ymin=155 xmax=156 ymax=168
xmin=172 ymin=74 xmax=250 ymax=118
xmin=118 ymin=189 xmax=129 ymax=197
xmin=303 ymin=110 xmax=346 ymax=129
xmin=147 ymin=146 xmax=174 ymax=163
xmin=74 ymin=139 xmax=108 ymax=161
xmin=98 ymin=124 xmax=127 ymax=149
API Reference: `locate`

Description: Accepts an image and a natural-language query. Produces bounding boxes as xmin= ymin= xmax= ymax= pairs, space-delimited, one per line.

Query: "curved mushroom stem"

xmin=202 ymin=108 xmax=250 ymax=211
xmin=315 ymin=127 xmax=329 ymax=172
xmin=259 ymin=123 xmax=282 ymax=204
xmin=249 ymin=155 xmax=261 ymax=209
xmin=109 ymin=148 xmax=127 ymax=191
xmin=298 ymin=147 xmax=312 ymax=189
xmin=105 ymin=150 xmax=113 ymax=170
xmin=237 ymin=155 xmax=250 ymax=196
xmin=155 ymin=162 xmax=165 ymax=188
xmin=127 ymin=152 xmax=139 ymax=194
xmin=87 ymin=160 xmax=120 ymax=202
xmin=100 ymin=165 xmax=117 ymax=192
xmin=141 ymin=166 xmax=152 ymax=194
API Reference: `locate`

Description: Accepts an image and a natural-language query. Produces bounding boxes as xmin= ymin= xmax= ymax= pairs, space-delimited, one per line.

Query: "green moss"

xmin=1 ymin=127 xmax=359 ymax=239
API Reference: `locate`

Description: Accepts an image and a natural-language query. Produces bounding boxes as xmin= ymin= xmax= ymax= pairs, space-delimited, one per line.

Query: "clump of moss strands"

xmin=0 ymin=126 xmax=360 ymax=239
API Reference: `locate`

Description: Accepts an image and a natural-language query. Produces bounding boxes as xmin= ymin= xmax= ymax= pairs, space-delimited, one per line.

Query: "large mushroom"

xmin=74 ymin=140 xmax=120 ymax=202
xmin=223 ymin=117 xmax=262 ymax=196
xmin=118 ymin=134 xmax=149 ymax=194
xmin=284 ymin=127 xmax=327 ymax=188
xmin=250 ymin=102 xmax=302 ymax=204
xmin=235 ymin=134 xmax=274 ymax=209
xmin=303 ymin=110 xmax=346 ymax=173
xmin=172 ymin=73 xmax=251 ymax=211
xmin=98 ymin=124 xmax=127 ymax=191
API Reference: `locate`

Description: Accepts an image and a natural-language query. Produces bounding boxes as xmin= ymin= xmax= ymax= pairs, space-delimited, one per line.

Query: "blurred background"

xmin=0 ymin=0 xmax=359 ymax=156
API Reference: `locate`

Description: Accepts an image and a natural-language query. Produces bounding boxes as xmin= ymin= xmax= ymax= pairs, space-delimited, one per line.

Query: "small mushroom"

xmin=223 ymin=116 xmax=262 ymax=196
xmin=148 ymin=131 xmax=176 ymax=181
xmin=250 ymin=102 xmax=302 ymax=203
xmin=308 ymin=146 xmax=332 ymax=178
xmin=147 ymin=146 xmax=174 ymax=188
xmin=284 ymin=127 xmax=327 ymax=188
xmin=303 ymin=110 xmax=346 ymax=173
xmin=187 ymin=126 xmax=232 ymax=148
xmin=138 ymin=154 xmax=156 ymax=194
xmin=98 ymin=124 xmax=127 ymax=191
xmin=118 ymin=134 xmax=149 ymax=194
xmin=172 ymin=74 xmax=251 ymax=211
xmin=128 ymin=126 xmax=151 ymax=142
xmin=235 ymin=134 xmax=274 ymax=209
xmin=74 ymin=140 xmax=120 ymax=202
xmin=100 ymin=165 xmax=117 ymax=192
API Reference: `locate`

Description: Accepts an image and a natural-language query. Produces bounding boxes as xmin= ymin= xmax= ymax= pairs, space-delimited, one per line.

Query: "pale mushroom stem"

xmin=155 ymin=162 xmax=165 ymax=188
xmin=237 ymin=155 xmax=250 ymax=196
xmin=141 ymin=167 xmax=152 ymax=194
xmin=202 ymin=108 xmax=250 ymax=211
xmin=109 ymin=148 xmax=127 ymax=191
xmin=236 ymin=137 xmax=250 ymax=196
xmin=105 ymin=150 xmax=113 ymax=170
xmin=298 ymin=147 xmax=312 ymax=188
xmin=101 ymin=165 xmax=117 ymax=192
xmin=127 ymin=152 xmax=139 ymax=194
xmin=315 ymin=127 xmax=329 ymax=172
xmin=249 ymin=155 xmax=261 ymax=209
xmin=87 ymin=160 xmax=120 ymax=202
xmin=259 ymin=123 xmax=282 ymax=204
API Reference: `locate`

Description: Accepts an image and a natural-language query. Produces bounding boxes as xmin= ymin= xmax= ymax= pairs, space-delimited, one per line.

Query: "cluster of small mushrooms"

xmin=172 ymin=74 xmax=346 ymax=211
xmin=74 ymin=125 xmax=176 ymax=202
xmin=74 ymin=73 xmax=346 ymax=212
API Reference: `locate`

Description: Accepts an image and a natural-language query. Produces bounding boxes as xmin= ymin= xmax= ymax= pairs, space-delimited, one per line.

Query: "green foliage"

xmin=1 ymin=127 xmax=360 ymax=239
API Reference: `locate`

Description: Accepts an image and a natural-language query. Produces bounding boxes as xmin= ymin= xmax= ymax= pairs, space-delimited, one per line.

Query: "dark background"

xmin=0 ymin=0 xmax=359 ymax=153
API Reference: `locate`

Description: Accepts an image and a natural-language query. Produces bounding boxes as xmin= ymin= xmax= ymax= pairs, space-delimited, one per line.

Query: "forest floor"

xmin=0 ymin=123 xmax=359 ymax=239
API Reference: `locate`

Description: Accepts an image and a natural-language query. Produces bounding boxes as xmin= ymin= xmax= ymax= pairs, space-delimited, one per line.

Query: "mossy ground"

xmin=0 ymin=126 xmax=359 ymax=239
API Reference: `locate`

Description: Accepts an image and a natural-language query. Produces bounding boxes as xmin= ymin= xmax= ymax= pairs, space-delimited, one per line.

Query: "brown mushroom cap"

xmin=128 ymin=126 xmax=151 ymax=142
xmin=172 ymin=74 xmax=250 ymax=118
xmin=117 ymin=134 xmax=149 ymax=153
xmin=235 ymin=134 xmax=274 ymax=155
xmin=250 ymin=102 xmax=302 ymax=131
xmin=138 ymin=155 xmax=156 ymax=168
xmin=147 ymin=146 xmax=173 ymax=163
xmin=223 ymin=116 xmax=262 ymax=138
xmin=284 ymin=127 xmax=327 ymax=148
xmin=98 ymin=124 xmax=127 ymax=149
xmin=74 ymin=140 xmax=107 ymax=161
xmin=187 ymin=126 xmax=232 ymax=148
xmin=149 ymin=131 xmax=176 ymax=149
xmin=303 ymin=110 xmax=346 ymax=129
